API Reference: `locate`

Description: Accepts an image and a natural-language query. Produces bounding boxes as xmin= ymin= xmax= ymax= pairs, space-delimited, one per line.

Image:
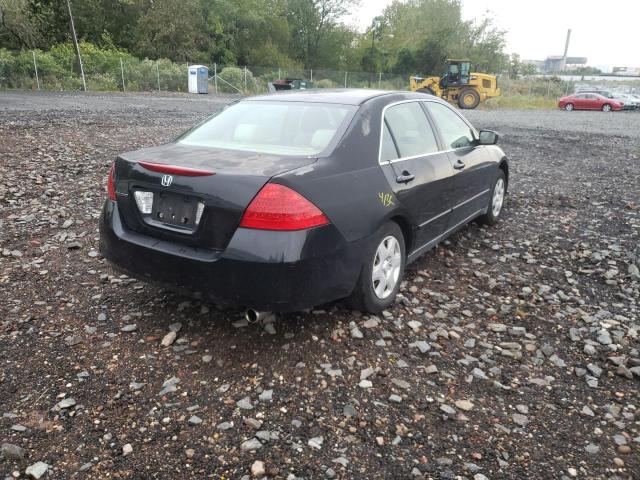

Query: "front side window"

xmin=179 ymin=101 xmax=357 ymax=156
xmin=383 ymin=102 xmax=439 ymax=159
xmin=426 ymin=102 xmax=475 ymax=149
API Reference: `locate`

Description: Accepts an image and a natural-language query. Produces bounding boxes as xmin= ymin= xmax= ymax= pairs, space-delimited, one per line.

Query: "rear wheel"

xmin=418 ymin=87 xmax=436 ymax=96
xmin=458 ymin=88 xmax=480 ymax=109
xmin=602 ymin=104 xmax=612 ymax=112
xmin=479 ymin=170 xmax=506 ymax=225
xmin=564 ymin=103 xmax=574 ymax=111
xmin=349 ymin=222 xmax=405 ymax=313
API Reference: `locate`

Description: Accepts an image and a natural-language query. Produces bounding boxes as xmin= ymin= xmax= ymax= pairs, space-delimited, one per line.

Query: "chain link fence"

xmin=2 ymin=49 xmax=640 ymax=109
xmin=0 ymin=50 xmax=409 ymax=93
xmin=0 ymin=49 xmax=187 ymax=91
xmin=211 ymin=65 xmax=408 ymax=94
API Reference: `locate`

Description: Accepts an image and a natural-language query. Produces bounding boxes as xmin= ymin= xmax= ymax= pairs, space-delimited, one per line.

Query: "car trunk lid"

xmin=112 ymin=143 xmax=317 ymax=251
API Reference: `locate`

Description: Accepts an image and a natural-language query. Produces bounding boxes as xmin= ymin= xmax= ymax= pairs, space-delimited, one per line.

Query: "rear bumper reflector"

xmin=138 ymin=161 xmax=215 ymax=177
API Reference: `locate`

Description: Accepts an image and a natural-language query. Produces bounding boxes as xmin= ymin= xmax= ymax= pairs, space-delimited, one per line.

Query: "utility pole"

xmin=561 ymin=29 xmax=572 ymax=72
xmin=32 ymin=51 xmax=40 ymax=90
xmin=367 ymin=19 xmax=379 ymax=88
xmin=66 ymin=0 xmax=86 ymax=91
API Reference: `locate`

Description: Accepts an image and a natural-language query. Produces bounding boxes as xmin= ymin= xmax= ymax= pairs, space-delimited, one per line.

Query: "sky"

xmin=346 ymin=0 xmax=640 ymax=71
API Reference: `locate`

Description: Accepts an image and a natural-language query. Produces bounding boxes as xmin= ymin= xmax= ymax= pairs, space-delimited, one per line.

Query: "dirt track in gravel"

xmin=1 ymin=91 xmax=639 ymax=480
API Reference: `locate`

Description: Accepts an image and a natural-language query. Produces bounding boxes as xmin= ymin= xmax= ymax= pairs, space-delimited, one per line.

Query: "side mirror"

xmin=478 ymin=129 xmax=499 ymax=145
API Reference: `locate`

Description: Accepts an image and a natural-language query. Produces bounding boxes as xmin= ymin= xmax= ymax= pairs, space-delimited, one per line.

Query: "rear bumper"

xmin=99 ymin=201 xmax=366 ymax=312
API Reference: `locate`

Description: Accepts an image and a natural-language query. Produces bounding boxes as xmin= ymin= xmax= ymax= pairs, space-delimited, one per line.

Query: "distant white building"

xmin=522 ymin=56 xmax=588 ymax=73
xmin=612 ymin=66 xmax=640 ymax=76
xmin=543 ymin=56 xmax=587 ymax=73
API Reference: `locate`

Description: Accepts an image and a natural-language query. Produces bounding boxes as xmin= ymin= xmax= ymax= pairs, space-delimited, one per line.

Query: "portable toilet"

xmin=188 ymin=65 xmax=209 ymax=94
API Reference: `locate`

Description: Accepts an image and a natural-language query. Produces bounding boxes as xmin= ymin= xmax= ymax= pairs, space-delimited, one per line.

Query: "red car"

xmin=558 ymin=93 xmax=623 ymax=112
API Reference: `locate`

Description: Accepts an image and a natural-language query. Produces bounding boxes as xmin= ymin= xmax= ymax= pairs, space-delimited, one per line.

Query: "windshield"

xmin=179 ymin=100 xmax=357 ymax=156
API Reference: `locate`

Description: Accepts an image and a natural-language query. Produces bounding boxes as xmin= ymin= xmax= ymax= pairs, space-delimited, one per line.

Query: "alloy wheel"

xmin=492 ymin=178 xmax=505 ymax=217
xmin=372 ymin=235 xmax=402 ymax=299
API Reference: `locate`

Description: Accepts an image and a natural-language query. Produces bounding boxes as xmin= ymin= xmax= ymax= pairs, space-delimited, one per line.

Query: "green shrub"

xmin=217 ymin=66 xmax=254 ymax=93
xmin=87 ymin=73 xmax=119 ymax=91
xmin=0 ymin=43 xmax=191 ymax=92
xmin=315 ymin=78 xmax=337 ymax=89
xmin=482 ymin=95 xmax=557 ymax=110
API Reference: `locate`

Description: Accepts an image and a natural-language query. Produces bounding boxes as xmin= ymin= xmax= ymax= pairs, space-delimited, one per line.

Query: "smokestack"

xmin=562 ymin=28 xmax=571 ymax=71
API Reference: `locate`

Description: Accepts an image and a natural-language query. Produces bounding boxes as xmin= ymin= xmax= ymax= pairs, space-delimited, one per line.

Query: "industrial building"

xmin=612 ymin=66 xmax=640 ymax=76
xmin=542 ymin=55 xmax=587 ymax=73
xmin=523 ymin=29 xmax=588 ymax=73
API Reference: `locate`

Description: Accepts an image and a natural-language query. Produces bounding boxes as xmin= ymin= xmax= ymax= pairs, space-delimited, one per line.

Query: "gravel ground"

xmin=1 ymin=91 xmax=639 ymax=480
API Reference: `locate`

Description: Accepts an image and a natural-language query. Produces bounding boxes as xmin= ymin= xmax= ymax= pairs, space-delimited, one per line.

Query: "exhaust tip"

xmin=245 ymin=309 xmax=271 ymax=323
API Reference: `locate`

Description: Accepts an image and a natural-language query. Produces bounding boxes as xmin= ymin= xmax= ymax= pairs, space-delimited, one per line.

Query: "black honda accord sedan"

xmin=100 ymin=89 xmax=508 ymax=314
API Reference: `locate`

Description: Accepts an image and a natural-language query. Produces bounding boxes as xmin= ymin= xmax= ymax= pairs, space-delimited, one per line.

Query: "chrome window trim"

xmin=387 ymin=147 xmax=459 ymax=164
xmin=422 ymin=99 xmax=479 ymax=145
xmin=378 ymin=99 xmax=440 ymax=165
xmin=378 ymin=98 xmax=479 ymax=166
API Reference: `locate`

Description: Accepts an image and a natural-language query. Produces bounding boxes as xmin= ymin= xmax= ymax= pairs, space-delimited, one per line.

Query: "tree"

xmin=381 ymin=0 xmax=507 ymax=75
xmin=508 ymin=53 xmax=520 ymax=79
xmin=286 ymin=0 xmax=359 ymax=68
xmin=206 ymin=0 xmax=294 ymax=66
xmin=0 ymin=0 xmax=508 ymax=80
xmin=382 ymin=0 xmax=464 ymax=75
xmin=0 ymin=0 xmax=41 ymax=48
xmin=135 ymin=0 xmax=205 ymax=62
xmin=394 ymin=48 xmax=416 ymax=73
xmin=462 ymin=16 xmax=507 ymax=73
xmin=520 ymin=63 xmax=538 ymax=76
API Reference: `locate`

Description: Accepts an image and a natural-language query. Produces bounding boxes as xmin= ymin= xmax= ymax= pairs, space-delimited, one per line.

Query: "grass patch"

xmin=481 ymin=95 xmax=558 ymax=110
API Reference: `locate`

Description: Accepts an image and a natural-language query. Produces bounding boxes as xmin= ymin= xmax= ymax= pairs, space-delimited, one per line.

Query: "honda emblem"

xmin=161 ymin=175 xmax=173 ymax=186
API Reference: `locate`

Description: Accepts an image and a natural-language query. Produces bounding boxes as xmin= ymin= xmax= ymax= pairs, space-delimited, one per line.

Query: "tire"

xmin=457 ymin=88 xmax=480 ymax=109
xmin=479 ymin=170 xmax=506 ymax=225
xmin=564 ymin=103 xmax=574 ymax=111
xmin=602 ymin=104 xmax=612 ymax=112
xmin=349 ymin=222 xmax=406 ymax=313
xmin=418 ymin=87 xmax=436 ymax=96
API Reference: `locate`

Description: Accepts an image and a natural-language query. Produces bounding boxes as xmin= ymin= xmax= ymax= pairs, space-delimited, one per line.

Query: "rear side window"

xmin=426 ymin=102 xmax=475 ymax=149
xmin=383 ymin=102 xmax=439 ymax=159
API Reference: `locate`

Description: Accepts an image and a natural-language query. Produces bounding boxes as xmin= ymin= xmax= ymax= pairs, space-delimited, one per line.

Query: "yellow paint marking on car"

xmin=378 ymin=192 xmax=395 ymax=207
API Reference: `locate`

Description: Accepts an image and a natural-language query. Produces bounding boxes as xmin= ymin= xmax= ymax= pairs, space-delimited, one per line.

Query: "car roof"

xmin=244 ymin=88 xmax=432 ymax=106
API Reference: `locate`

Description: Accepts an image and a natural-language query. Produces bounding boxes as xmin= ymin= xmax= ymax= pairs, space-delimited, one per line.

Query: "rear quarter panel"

xmin=275 ymin=94 xmax=414 ymax=244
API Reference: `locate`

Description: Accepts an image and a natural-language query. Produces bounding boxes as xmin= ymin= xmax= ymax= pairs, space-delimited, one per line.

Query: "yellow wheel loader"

xmin=409 ymin=59 xmax=500 ymax=109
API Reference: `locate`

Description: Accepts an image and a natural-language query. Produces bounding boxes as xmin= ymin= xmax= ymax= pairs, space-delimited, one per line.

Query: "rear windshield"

xmin=178 ymin=100 xmax=357 ymax=156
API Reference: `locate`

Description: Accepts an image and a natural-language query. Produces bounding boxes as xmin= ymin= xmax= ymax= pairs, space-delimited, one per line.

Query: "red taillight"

xmin=138 ymin=161 xmax=215 ymax=177
xmin=239 ymin=183 xmax=330 ymax=231
xmin=107 ymin=163 xmax=116 ymax=201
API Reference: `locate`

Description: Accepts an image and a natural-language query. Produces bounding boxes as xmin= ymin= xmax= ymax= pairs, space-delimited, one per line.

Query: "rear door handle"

xmin=396 ymin=171 xmax=415 ymax=183
xmin=453 ymin=160 xmax=466 ymax=170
